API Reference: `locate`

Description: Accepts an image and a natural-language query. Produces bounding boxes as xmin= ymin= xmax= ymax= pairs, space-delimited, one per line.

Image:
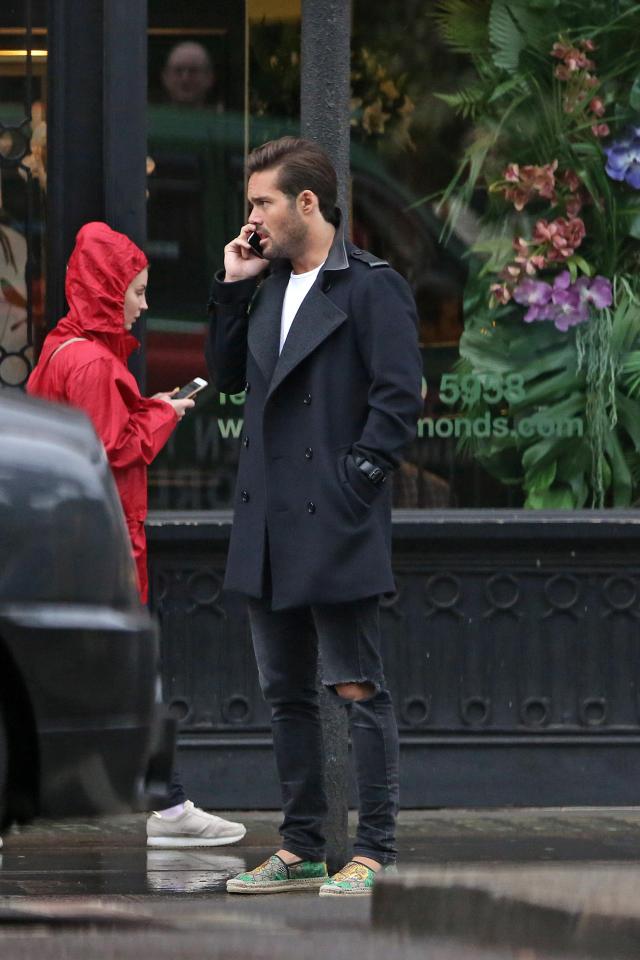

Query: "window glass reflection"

xmin=0 ymin=3 xmax=47 ymax=391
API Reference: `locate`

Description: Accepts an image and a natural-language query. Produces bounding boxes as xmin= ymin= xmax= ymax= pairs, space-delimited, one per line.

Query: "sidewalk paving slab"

xmin=374 ymin=864 xmax=640 ymax=959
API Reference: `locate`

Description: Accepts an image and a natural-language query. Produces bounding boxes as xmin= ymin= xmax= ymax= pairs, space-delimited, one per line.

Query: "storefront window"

xmin=0 ymin=1 xmax=47 ymax=392
xmin=352 ymin=0 xmax=640 ymax=510
xmin=146 ymin=0 xmax=300 ymax=509
xmin=147 ymin=1 xmax=640 ymax=512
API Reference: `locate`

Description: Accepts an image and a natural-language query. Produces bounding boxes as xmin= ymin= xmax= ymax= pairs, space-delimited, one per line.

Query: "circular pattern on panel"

xmin=0 ymin=120 xmax=31 ymax=166
xmin=222 ymin=695 xmax=251 ymax=725
xmin=0 ymin=349 xmax=32 ymax=389
xmin=186 ymin=570 xmax=224 ymax=614
xmin=580 ymin=697 xmax=607 ymax=727
xmin=603 ymin=576 xmax=638 ymax=613
xmin=425 ymin=574 xmax=462 ymax=613
xmin=484 ymin=574 xmax=521 ymax=615
xmin=460 ymin=696 xmax=490 ymax=727
xmin=168 ymin=697 xmax=191 ymax=723
xmin=379 ymin=585 xmax=403 ymax=618
xmin=544 ymin=575 xmax=580 ymax=613
xmin=401 ymin=696 xmax=430 ymax=727
xmin=520 ymin=697 xmax=550 ymax=727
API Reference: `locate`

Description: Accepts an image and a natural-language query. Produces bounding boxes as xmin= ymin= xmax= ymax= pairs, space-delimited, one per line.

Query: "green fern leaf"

xmin=434 ymin=84 xmax=489 ymax=118
xmin=432 ymin=0 xmax=491 ymax=56
xmin=489 ymin=0 xmax=526 ymax=72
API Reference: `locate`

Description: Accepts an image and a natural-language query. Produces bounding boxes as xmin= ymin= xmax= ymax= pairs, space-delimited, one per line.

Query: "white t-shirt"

xmin=279 ymin=262 xmax=324 ymax=354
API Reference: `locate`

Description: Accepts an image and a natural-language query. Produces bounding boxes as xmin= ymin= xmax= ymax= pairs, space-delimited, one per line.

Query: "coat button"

xmin=303 ymin=392 xmax=312 ymax=405
xmin=243 ymin=436 xmax=250 ymax=448
xmin=306 ymin=500 xmax=316 ymax=514
xmin=244 ymin=381 xmax=251 ymax=394
xmin=241 ymin=489 xmax=250 ymax=502
xmin=304 ymin=447 xmax=313 ymax=460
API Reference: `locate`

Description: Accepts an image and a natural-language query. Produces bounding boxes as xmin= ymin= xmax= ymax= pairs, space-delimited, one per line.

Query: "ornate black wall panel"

xmin=147 ymin=510 xmax=640 ymax=808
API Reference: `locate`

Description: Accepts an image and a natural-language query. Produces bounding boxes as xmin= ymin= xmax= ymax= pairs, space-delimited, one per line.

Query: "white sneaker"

xmin=146 ymin=800 xmax=246 ymax=848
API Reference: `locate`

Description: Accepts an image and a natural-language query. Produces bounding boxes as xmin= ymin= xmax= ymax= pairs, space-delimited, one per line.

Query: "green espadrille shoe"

xmin=226 ymin=854 xmax=328 ymax=894
xmin=318 ymin=860 xmax=397 ymax=897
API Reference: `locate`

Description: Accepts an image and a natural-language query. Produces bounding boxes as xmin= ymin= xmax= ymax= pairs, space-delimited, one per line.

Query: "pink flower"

xmin=591 ymin=123 xmax=610 ymax=138
xmin=498 ymin=161 xmax=557 ymax=211
xmin=555 ymin=64 xmax=572 ymax=82
xmin=533 ymin=217 xmax=585 ymax=261
xmin=559 ymin=169 xmax=581 ymax=192
xmin=589 ymin=97 xmax=605 ymax=117
xmin=490 ymin=282 xmax=512 ymax=304
xmin=566 ymin=195 xmax=583 ymax=217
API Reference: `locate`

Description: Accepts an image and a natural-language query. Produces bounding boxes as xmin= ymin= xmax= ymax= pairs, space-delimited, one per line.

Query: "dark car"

xmin=0 ymin=391 xmax=173 ymax=827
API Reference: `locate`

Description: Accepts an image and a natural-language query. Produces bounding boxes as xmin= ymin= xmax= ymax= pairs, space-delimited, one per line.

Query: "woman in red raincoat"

xmin=28 ymin=224 xmax=248 ymax=846
xmin=27 ymin=221 xmax=194 ymax=603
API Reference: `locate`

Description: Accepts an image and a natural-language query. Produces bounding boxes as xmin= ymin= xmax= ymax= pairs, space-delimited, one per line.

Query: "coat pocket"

xmin=336 ymin=448 xmax=375 ymax=521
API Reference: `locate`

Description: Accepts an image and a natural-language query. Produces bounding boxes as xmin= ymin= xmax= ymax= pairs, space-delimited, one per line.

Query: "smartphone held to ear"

xmin=174 ymin=377 xmax=208 ymax=400
xmin=248 ymin=231 xmax=265 ymax=258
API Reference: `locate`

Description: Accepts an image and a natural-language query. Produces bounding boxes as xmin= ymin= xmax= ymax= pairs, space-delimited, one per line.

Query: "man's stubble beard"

xmin=264 ymin=206 xmax=309 ymax=262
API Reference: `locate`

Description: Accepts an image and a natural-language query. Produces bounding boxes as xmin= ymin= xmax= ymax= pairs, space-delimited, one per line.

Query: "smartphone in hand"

xmin=174 ymin=377 xmax=208 ymax=400
xmin=247 ymin=231 xmax=265 ymax=258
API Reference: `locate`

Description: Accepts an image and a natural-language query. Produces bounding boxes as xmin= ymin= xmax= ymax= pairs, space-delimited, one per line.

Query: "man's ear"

xmin=297 ymin=190 xmax=317 ymax=215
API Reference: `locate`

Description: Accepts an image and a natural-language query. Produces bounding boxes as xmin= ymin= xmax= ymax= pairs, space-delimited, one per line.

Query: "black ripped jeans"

xmin=247 ymin=595 xmax=399 ymax=865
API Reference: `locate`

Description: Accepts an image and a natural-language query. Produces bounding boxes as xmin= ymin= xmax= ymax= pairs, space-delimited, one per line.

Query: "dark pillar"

xmin=301 ymin=0 xmax=352 ymax=219
xmin=46 ymin=0 xmax=104 ymax=329
xmin=301 ymin=0 xmax=352 ymax=873
xmin=47 ymin=0 xmax=147 ymax=384
xmin=103 ymin=0 xmax=148 ymax=387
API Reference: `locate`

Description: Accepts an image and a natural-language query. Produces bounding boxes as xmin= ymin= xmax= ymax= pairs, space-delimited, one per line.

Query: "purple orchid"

xmin=513 ymin=271 xmax=612 ymax=332
xmin=513 ymin=278 xmax=552 ymax=323
xmin=549 ymin=272 xmax=588 ymax=331
xmin=575 ymin=274 xmax=613 ymax=309
xmin=604 ymin=127 xmax=640 ymax=189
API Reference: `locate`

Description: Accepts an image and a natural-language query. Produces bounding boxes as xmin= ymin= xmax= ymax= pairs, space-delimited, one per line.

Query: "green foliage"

xmin=432 ymin=0 xmax=491 ymax=57
xmin=433 ymin=0 xmax=640 ymax=509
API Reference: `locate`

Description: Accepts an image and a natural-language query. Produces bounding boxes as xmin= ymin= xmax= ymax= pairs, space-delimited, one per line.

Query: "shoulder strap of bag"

xmin=49 ymin=337 xmax=88 ymax=362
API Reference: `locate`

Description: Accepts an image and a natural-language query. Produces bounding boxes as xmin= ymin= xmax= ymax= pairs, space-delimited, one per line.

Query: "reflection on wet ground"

xmin=0 ymin=847 xmax=256 ymax=896
xmin=4 ymin=807 xmax=640 ymax=897
xmin=2 ymin=812 xmax=640 ymax=959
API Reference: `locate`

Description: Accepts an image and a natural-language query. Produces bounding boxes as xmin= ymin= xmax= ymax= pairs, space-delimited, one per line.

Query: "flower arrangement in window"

xmin=350 ymin=47 xmax=415 ymax=148
xmin=434 ymin=0 xmax=640 ymax=507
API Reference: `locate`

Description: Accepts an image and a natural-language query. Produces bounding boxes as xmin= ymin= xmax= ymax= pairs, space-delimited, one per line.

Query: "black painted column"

xmin=103 ymin=0 xmax=148 ymax=387
xmin=301 ymin=0 xmax=352 ymax=873
xmin=46 ymin=0 xmax=147 ymax=384
xmin=46 ymin=0 xmax=104 ymax=329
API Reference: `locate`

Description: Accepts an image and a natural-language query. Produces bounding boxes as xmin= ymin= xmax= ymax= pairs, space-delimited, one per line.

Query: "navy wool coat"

xmin=206 ymin=222 xmax=423 ymax=610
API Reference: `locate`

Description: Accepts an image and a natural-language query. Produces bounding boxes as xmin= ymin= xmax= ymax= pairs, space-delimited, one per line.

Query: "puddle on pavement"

xmin=0 ymin=848 xmax=252 ymax=896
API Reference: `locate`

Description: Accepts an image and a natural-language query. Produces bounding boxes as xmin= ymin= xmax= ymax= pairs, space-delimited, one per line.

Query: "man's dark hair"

xmin=247 ymin=136 xmax=338 ymax=224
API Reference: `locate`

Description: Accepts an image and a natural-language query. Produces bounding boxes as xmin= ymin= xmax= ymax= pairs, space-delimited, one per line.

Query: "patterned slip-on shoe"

xmin=319 ymin=860 xmax=397 ymax=897
xmin=147 ymin=800 xmax=246 ymax=848
xmin=226 ymin=854 xmax=328 ymax=894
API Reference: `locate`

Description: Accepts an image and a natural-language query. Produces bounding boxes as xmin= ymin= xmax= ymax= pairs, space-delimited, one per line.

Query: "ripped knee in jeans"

xmin=330 ymin=680 xmax=378 ymax=702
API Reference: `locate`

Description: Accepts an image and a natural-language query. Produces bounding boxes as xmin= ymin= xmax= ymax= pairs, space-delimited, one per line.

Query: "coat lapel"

xmin=267 ymin=283 xmax=347 ymax=398
xmin=247 ymin=270 xmax=289 ymax=384
xmin=266 ymin=209 xmax=350 ymax=397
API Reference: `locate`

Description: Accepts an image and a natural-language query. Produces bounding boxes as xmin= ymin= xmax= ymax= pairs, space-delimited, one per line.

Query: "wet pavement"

xmin=0 ymin=808 xmax=640 ymax=957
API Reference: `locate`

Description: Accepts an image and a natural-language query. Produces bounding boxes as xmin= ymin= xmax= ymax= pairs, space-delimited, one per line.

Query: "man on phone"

xmin=206 ymin=137 xmax=423 ymax=896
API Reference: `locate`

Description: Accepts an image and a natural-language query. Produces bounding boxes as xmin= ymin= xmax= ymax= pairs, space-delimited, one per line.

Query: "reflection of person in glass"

xmin=208 ymin=137 xmax=423 ymax=896
xmin=162 ymin=41 xmax=222 ymax=111
xmin=27 ymin=222 xmax=246 ymax=849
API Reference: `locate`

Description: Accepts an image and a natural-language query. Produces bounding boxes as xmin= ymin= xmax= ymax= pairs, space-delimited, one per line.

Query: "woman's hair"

xmin=247 ymin=136 xmax=338 ymax=224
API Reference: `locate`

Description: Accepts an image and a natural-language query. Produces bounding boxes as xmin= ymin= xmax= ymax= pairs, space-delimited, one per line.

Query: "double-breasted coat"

xmin=206 ymin=218 xmax=423 ymax=611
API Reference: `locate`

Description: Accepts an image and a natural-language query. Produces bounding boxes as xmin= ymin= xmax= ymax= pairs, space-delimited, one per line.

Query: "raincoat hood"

xmin=32 ymin=221 xmax=148 ymax=377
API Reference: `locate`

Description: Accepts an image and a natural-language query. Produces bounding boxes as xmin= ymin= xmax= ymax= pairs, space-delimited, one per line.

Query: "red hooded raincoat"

xmin=27 ymin=221 xmax=177 ymax=602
